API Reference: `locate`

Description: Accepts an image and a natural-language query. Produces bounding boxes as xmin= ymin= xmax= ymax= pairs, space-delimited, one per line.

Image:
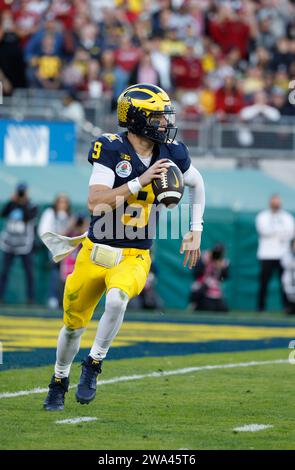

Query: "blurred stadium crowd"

xmin=1 ymin=0 xmax=295 ymax=314
xmin=0 ymin=0 xmax=295 ymax=120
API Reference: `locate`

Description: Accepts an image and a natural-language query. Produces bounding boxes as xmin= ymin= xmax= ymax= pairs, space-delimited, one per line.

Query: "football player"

xmin=43 ymin=83 xmax=205 ymax=411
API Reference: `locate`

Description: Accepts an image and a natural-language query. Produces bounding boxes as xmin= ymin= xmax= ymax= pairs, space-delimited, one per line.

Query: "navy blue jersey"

xmin=87 ymin=131 xmax=190 ymax=249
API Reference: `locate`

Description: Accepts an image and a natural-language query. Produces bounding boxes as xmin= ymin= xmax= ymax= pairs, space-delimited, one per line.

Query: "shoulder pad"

xmin=166 ymin=140 xmax=188 ymax=157
xmin=88 ymin=135 xmax=120 ymax=167
xmin=164 ymin=140 xmax=190 ymax=173
xmin=98 ymin=133 xmax=124 ymax=148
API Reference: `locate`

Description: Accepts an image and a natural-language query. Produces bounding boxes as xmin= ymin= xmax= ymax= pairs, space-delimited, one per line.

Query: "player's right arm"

xmin=88 ymin=161 xmax=168 ymax=212
xmin=87 ymin=138 xmax=169 ymax=213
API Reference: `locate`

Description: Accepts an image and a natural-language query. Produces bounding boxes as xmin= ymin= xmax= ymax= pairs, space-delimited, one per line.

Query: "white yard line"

xmin=233 ymin=424 xmax=273 ymax=432
xmin=0 ymin=359 xmax=288 ymax=399
xmin=55 ymin=417 xmax=98 ymax=425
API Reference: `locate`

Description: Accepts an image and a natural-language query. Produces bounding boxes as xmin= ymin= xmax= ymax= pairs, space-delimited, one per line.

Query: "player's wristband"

xmin=190 ymin=222 xmax=203 ymax=231
xmin=128 ymin=177 xmax=142 ymax=194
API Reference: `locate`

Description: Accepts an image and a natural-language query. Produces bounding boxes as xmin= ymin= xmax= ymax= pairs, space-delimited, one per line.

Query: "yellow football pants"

xmin=63 ymin=237 xmax=151 ymax=329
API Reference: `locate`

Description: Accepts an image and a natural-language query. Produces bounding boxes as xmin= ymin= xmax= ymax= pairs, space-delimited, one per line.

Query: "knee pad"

xmin=106 ymin=288 xmax=129 ymax=312
xmin=64 ymin=325 xmax=85 ymax=339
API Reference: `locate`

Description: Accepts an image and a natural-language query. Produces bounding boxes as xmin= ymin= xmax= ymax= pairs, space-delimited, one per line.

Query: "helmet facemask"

xmin=145 ymin=109 xmax=178 ymax=144
xmin=127 ymin=106 xmax=177 ymax=144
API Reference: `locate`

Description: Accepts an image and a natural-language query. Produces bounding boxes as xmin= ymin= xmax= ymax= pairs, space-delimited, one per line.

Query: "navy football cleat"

xmin=43 ymin=375 xmax=69 ymax=411
xmin=76 ymin=356 xmax=102 ymax=405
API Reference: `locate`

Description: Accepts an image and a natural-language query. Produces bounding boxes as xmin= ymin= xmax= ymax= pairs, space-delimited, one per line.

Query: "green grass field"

xmin=0 ymin=347 xmax=294 ymax=450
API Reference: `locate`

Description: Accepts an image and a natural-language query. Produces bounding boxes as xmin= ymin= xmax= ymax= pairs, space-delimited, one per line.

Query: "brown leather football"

xmin=152 ymin=160 xmax=184 ymax=207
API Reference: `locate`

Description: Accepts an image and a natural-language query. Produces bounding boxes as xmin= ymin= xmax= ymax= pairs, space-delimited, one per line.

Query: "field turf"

xmin=0 ymin=308 xmax=295 ymax=450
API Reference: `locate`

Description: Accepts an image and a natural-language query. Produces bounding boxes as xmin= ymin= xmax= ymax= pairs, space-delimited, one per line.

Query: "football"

xmin=152 ymin=160 xmax=184 ymax=207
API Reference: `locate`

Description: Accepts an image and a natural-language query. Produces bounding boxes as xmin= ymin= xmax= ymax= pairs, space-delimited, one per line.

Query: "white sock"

xmin=54 ymin=326 xmax=85 ymax=378
xmin=90 ymin=288 xmax=129 ymax=360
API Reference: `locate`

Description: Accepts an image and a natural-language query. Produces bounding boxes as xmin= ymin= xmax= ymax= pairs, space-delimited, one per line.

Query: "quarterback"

xmin=43 ymin=83 xmax=205 ymax=411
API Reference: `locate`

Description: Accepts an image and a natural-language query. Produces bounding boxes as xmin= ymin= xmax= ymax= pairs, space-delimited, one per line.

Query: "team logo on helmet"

xmin=115 ymin=161 xmax=132 ymax=178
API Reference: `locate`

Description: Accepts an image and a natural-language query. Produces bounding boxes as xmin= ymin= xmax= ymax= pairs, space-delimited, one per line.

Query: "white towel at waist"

xmin=41 ymin=231 xmax=88 ymax=263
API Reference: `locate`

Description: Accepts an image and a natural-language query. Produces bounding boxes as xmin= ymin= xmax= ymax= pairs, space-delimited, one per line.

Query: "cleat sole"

xmin=43 ymin=405 xmax=64 ymax=411
xmin=75 ymin=394 xmax=95 ymax=405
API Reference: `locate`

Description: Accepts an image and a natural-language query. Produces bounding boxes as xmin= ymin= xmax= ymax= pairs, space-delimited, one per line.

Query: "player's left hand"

xmin=180 ymin=231 xmax=201 ymax=269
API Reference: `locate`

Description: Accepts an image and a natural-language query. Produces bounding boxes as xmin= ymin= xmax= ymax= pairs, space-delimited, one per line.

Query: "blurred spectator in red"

xmin=13 ymin=0 xmax=49 ymax=44
xmin=208 ymin=4 xmax=250 ymax=59
xmin=0 ymin=10 xmax=26 ymax=92
xmin=113 ymin=33 xmax=141 ymax=98
xmin=114 ymin=33 xmax=141 ymax=71
xmin=0 ymin=0 xmax=12 ymax=11
xmin=171 ymin=44 xmax=203 ymax=98
xmin=129 ymin=50 xmax=161 ymax=87
xmin=47 ymin=0 xmax=77 ymax=31
xmin=214 ymin=73 xmax=244 ymax=120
